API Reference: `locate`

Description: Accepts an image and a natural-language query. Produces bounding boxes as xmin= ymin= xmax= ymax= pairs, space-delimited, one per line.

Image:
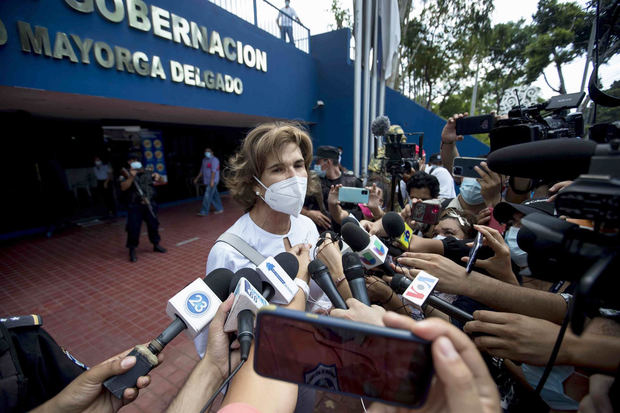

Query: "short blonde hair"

xmin=224 ymin=122 xmax=313 ymax=211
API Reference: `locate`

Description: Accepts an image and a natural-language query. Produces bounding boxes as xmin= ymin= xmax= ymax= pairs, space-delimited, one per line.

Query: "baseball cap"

xmin=315 ymin=145 xmax=340 ymax=161
xmin=493 ymin=198 xmax=556 ymax=223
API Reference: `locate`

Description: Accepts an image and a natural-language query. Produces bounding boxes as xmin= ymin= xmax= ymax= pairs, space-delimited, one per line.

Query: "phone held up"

xmin=254 ymin=306 xmax=434 ymax=408
xmin=455 ymin=114 xmax=495 ymax=136
xmin=411 ymin=202 xmax=441 ymax=225
xmin=338 ymin=186 xmax=369 ymax=204
xmin=452 ymin=156 xmax=486 ymax=178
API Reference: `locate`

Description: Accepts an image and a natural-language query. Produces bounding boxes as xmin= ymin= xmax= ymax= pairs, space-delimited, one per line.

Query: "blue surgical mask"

xmin=313 ymin=164 xmax=326 ymax=178
xmin=130 ymin=161 xmax=142 ymax=170
xmin=505 ymin=226 xmax=528 ymax=267
xmin=522 ymin=364 xmax=579 ymax=410
xmin=459 ymin=178 xmax=484 ymax=205
xmin=205 ymin=152 xmax=212 ymax=158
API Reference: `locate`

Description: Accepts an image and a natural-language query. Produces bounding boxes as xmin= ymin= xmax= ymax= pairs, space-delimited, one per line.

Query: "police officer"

xmin=120 ymin=154 xmax=166 ymax=262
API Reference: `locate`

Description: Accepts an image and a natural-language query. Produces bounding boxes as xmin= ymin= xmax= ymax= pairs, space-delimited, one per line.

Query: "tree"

xmin=328 ymin=0 xmax=351 ymax=30
xmin=480 ymin=20 xmax=532 ymax=112
xmin=525 ymin=0 xmax=592 ymax=94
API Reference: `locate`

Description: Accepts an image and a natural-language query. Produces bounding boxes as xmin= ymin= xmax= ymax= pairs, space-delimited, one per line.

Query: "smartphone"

xmin=455 ymin=114 xmax=495 ymax=135
xmin=466 ymin=232 xmax=484 ymax=273
xmin=254 ymin=306 xmax=434 ymax=408
xmin=411 ymin=202 xmax=441 ymax=225
xmin=452 ymin=157 xmax=485 ymax=178
xmin=338 ymin=187 xmax=369 ymax=204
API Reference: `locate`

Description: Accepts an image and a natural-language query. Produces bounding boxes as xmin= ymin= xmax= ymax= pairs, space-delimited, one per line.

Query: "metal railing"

xmin=208 ymin=0 xmax=310 ymax=53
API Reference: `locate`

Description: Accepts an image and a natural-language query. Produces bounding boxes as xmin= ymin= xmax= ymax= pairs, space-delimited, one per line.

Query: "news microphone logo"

xmin=402 ymin=271 xmax=439 ymax=309
xmin=266 ymin=262 xmax=286 ymax=285
xmin=186 ymin=292 xmax=210 ymax=315
xmin=400 ymin=227 xmax=412 ymax=247
xmin=223 ymin=277 xmax=269 ymax=333
xmin=257 ymin=256 xmax=297 ymax=304
xmin=372 ymin=239 xmax=386 ymax=256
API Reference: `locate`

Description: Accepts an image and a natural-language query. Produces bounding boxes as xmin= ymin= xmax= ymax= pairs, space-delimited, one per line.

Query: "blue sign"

xmin=186 ymin=292 xmax=210 ymax=315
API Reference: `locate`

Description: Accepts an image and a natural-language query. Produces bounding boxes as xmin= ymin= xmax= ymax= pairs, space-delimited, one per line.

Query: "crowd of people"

xmin=2 ymin=115 xmax=618 ymax=413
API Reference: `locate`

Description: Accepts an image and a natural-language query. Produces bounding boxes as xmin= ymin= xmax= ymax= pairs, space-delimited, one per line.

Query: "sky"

xmin=283 ymin=0 xmax=619 ymax=100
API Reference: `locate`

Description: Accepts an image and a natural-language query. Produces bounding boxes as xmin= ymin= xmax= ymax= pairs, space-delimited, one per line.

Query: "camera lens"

xmin=362 ymin=190 xmax=368 ymax=195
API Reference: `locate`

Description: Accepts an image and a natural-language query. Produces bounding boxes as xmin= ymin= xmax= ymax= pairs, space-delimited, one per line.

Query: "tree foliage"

xmin=328 ymin=0 xmax=351 ymax=30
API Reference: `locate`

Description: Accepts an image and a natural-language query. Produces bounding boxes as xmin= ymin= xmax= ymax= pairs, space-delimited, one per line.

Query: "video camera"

xmin=488 ymin=92 xmax=586 ymax=152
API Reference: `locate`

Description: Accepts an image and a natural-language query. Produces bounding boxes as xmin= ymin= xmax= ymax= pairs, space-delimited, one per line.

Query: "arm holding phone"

xmin=440 ymin=113 xmax=467 ymax=177
xmin=461 ymin=225 xmax=518 ymax=285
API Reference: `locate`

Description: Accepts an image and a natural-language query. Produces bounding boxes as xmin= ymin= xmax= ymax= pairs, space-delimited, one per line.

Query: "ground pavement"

xmin=0 ymin=196 xmax=364 ymax=412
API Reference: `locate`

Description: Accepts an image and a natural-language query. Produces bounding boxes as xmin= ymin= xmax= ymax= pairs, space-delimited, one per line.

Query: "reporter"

xmin=461 ymin=224 xmax=518 ymax=285
xmin=433 ymin=208 xmax=477 ymax=240
xmin=31 ymin=347 xmax=160 ymax=413
xmin=330 ymin=297 xmax=386 ymax=326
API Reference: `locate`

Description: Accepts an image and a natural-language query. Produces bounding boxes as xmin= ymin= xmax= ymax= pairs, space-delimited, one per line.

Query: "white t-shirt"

xmin=193 ymin=212 xmax=331 ymax=357
xmin=429 ymin=165 xmax=456 ymax=199
xmin=278 ymin=6 xmax=298 ymax=26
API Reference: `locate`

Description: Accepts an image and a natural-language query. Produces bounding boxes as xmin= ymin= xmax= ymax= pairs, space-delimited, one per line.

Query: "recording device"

xmin=341 ymin=222 xmax=394 ymax=276
xmin=342 ymin=252 xmax=371 ymax=306
xmin=103 ymin=269 xmax=232 ymax=399
xmin=452 ymin=157 xmax=486 ymax=178
xmin=338 ymin=187 xmax=369 ymax=204
xmin=254 ymin=305 xmax=434 ymax=408
xmin=382 ymin=211 xmax=413 ymax=250
xmin=390 ymin=273 xmax=474 ymax=323
xmin=488 ymin=92 xmax=585 ymax=153
xmin=308 ymin=258 xmax=348 ymax=309
xmin=466 ymin=232 xmax=484 ymax=274
xmin=455 ymin=114 xmax=495 ymax=135
xmin=410 ymin=202 xmax=441 ymax=225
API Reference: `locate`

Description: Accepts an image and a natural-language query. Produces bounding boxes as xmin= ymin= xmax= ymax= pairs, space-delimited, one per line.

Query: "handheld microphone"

xmin=104 ymin=268 xmax=232 ymax=399
xmin=341 ymin=222 xmax=394 ymax=276
xmin=389 ymin=273 xmax=473 ymax=323
xmin=223 ymin=269 xmax=268 ymax=334
xmin=486 ymin=138 xmax=597 ymax=181
xmin=257 ymin=253 xmax=298 ymax=304
xmin=224 ymin=269 xmax=266 ymax=361
xmin=342 ymin=252 xmax=370 ymax=306
xmin=382 ymin=211 xmax=413 ymax=250
xmin=308 ymin=258 xmax=348 ymax=309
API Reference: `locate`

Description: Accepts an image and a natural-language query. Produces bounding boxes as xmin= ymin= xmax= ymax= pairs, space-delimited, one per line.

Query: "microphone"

xmin=308 ymin=258 xmax=348 ymax=309
xmin=371 ymin=115 xmax=391 ymax=136
xmin=341 ymin=222 xmax=395 ymax=276
xmin=389 ymin=273 xmax=473 ymax=323
xmin=224 ymin=268 xmax=267 ymax=361
xmin=486 ymin=138 xmax=597 ymax=181
xmin=342 ymin=252 xmax=370 ymax=306
xmin=104 ymin=268 xmax=232 ymax=399
xmin=256 ymin=253 xmax=299 ymax=304
xmin=382 ymin=211 xmax=413 ymax=250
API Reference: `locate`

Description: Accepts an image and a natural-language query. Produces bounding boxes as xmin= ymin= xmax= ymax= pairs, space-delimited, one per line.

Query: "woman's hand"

xmin=396 ymin=252 xmax=469 ymax=295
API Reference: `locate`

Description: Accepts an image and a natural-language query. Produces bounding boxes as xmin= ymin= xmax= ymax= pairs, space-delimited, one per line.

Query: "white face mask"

xmin=205 ymin=152 xmax=212 ymax=158
xmin=432 ymin=234 xmax=447 ymax=240
xmin=130 ymin=161 xmax=142 ymax=170
xmin=505 ymin=226 xmax=528 ymax=267
xmin=254 ymin=175 xmax=307 ymax=217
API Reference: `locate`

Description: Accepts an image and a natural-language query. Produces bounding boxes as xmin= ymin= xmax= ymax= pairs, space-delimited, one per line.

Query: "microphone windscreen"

xmin=382 ymin=212 xmax=405 ymax=238
xmin=308 ymin=258 xmax=327 ymax=278
xmin=274 ymin=252 xmax=299 ymax=280
xmin=371 ymin=116 xmax=391 ymax=136
xmin=230 ymin=268 xmax=263 ymax=294
xmin=486 ymin=138 xmax=596 ymax=180
xmin=204 ymin=268 xmax=235 ymax=300
xmin=341 ymin=216 xmax=360 ymax=228
xmin=317 ymin=230 xmax=343 ymax=250
xmin=341 ymin=222 xmax=370 ymax=251
xmin=342 ymin=252 xmax=364 ymax=281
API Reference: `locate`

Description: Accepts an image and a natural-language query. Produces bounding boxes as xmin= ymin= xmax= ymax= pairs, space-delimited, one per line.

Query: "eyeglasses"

xmin=443 ymin=209 xmax=470 ymax=229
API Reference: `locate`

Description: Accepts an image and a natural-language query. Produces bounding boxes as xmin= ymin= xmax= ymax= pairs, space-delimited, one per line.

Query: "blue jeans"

xmin=200 ymin=184 xmax=223 ymax=215
xmin=280 ymin=26 xmax=294 ymax=43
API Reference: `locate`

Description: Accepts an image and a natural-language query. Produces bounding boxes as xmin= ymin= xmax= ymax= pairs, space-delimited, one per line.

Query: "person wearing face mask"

xmin=119 ymin=154 xmax=166 ymax=262
xmin=432 ymin=208 xmax=477 ymax=240
xmin=194 ymin=147 xmax=224 ymax=217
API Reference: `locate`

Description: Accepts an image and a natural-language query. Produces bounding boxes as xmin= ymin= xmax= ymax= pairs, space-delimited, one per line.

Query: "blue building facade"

xmin=0 ymin=0 xmax=487 ymax=236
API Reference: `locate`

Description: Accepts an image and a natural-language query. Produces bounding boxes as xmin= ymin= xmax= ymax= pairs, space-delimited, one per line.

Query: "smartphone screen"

xmin=254 ymin=307 xmax=433 ymax=408
xmin=466 ymin=232 xmax=484 ymax=273
xmin=452 ymin=157 xmax=485 ymax=178
xmin=338 ymin=187 xmax=369 ymax=204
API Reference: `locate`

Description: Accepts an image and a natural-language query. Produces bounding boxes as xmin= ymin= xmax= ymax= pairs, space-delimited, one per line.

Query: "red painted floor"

xmin=0 ymin=196 xmax=363 ymax=412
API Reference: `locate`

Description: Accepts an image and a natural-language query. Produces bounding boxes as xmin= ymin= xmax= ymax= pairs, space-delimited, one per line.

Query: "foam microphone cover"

xmin=274 ymin=252 xmax=299 ymax=280
xmin=341 ymin=216 xmax=360 ymax=228
xmin=371 ymin=115 xmax=391 ymax=136
xmin=230 ymin=268 xmax=264 ymax=295
xmin=341 ymin=222 xmax=371 ymax=252
xmin=342 ymin=252 xmax=365 ymax=281
xmin=486 ymin=138 xmax=596 ymax=181
xmin=382 ymin=212 xmax=405 ymax=238
xmin=204 ymin=268 xmax=236 ymax=301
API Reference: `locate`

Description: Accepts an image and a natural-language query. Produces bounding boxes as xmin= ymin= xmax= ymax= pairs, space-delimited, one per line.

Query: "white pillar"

xmin=353 ymin=0 xmax=363 ymax=176
xmin=369 ymin=0 xmax=379 ymax=156
xmin=361 ymin=0 xmax=372 ymax=179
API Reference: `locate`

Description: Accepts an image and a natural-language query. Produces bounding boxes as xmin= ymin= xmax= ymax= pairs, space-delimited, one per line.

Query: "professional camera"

xmin=489 ymin=92 xmax=586 ymax=152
